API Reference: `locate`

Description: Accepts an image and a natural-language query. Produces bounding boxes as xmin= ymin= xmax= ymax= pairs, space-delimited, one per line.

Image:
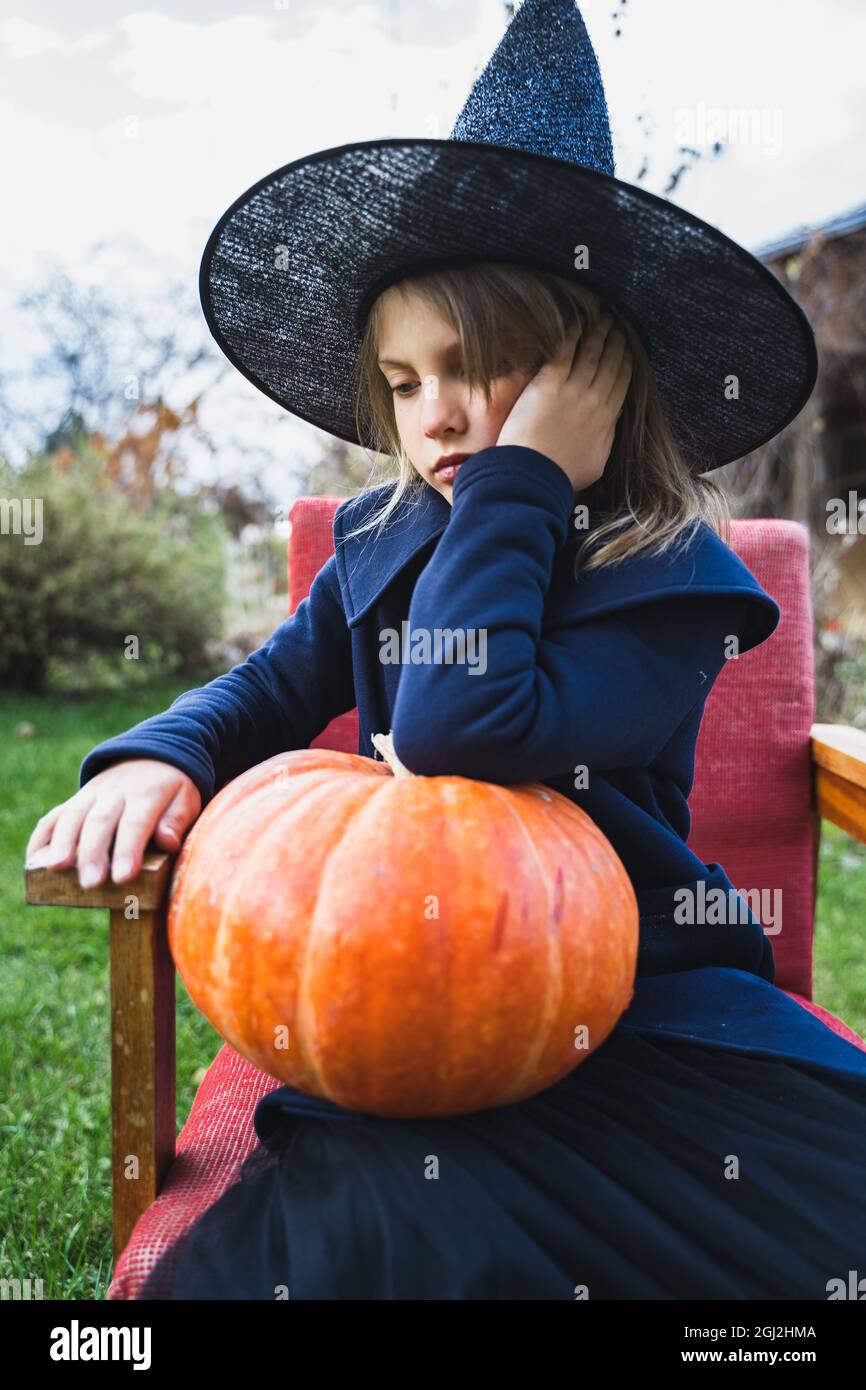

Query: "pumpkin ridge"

xmin=528 ymin=794 xmax=637 ymax=1055
xmin=483 ymin=784 xmax=565 ymax=1099
xmin=297 ymin=775 xmax=394 ymax=1099
xmin=216 ymin=769 xmax=375 ymax=1088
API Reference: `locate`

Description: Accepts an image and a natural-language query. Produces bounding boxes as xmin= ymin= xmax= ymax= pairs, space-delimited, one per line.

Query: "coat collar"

xmin=546 ymin=519 xmax=781 ymax=653
xmin=333 ymin=480 xmax=451 ymax=629
xmin=332 ymin=480 xmax=780 ymax=654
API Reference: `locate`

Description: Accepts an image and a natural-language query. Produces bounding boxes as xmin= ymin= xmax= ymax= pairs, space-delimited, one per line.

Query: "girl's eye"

xmin=391 ymin=366 xmax=467 ymax=398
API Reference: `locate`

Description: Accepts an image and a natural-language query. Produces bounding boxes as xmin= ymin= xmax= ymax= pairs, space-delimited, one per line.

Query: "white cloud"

xmin=0 ymin=16 xmax=110 ymax=59
xmin=0 ymin=18 xmax=63 ymax=58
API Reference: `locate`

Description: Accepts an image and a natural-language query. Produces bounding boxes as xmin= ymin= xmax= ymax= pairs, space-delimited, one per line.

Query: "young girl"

xmin=26 ymin=262 xmax=866 ymax=1300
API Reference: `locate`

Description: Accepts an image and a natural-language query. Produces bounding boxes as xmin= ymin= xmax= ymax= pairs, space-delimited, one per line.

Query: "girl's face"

xmin=376 ymin=288 xmax=533 ymax=504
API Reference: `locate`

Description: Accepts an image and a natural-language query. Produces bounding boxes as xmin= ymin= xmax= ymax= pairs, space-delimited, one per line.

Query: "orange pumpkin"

xmin=167 ymin=730 xmax=639 ymax=1118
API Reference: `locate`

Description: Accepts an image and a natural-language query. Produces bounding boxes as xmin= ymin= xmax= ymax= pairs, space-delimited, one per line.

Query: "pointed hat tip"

xmin=449 ymin=0 xmax=615 ymax=176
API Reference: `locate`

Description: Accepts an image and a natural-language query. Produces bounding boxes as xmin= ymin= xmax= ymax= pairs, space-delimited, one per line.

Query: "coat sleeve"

xmin=390 ymin=445 xmax=757 ymax=784
xmin=78 ymin=550 xmax=356 ymax=808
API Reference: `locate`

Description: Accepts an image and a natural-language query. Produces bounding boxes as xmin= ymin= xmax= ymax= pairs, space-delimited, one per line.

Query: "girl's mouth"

xmin=436 ymin=463 xmax=463 ymax=483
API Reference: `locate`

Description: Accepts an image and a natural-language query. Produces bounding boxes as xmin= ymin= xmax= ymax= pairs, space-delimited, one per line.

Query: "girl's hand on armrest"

xmin=24 ymin=759 xmax=202 ymax=890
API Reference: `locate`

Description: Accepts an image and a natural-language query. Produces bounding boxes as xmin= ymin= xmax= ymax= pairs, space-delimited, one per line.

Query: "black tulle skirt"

xmin=139 ymin=1015 xmax=866 ymax=1300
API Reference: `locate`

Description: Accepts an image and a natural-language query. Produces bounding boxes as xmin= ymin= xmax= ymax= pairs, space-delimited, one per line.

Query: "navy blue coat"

xmin=80 ymin=445 xmax=866 ymax=1084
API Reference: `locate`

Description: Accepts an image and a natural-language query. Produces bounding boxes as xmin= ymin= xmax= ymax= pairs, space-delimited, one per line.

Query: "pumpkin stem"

xmin=371 ymin=730 xmax=415 ymax=778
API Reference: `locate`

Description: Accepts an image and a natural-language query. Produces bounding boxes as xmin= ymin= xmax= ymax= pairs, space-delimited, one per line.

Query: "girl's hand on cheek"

xmin=496 ymin=312 xmax=633 ymax=494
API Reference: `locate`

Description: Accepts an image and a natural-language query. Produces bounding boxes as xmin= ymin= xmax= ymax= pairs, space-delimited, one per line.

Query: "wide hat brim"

xmin=199 ymin=136 xmax=818 ymax=473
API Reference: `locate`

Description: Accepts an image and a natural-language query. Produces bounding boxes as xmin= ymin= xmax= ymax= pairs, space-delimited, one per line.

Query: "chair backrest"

xmin=288 ymin=499 xmax=815 ymax=996
xmin=688 ymin=519 xmax=816 ymax=996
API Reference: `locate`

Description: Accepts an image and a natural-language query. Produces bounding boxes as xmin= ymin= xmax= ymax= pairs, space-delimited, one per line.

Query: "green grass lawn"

xmin=2 ymin=685 xmax=865 ymax=1300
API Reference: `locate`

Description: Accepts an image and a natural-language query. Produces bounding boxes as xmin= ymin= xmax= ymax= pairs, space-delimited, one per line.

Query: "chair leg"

xmin=109 ymin=905 xmax=176 ymax=1263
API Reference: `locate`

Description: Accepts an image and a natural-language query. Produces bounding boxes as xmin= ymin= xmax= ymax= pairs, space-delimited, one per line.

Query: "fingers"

xmin=76 ymin=790 xmax=137 ymax=886
xmin=597 ymin=317 xmax=628 ymax=389
xmin=25 ymin=769 xmax=202 ymax=890
xmin=609 ymin=342 xmax=633 ymax=416
xmin=109 ymin=780 xmax=198 ymax=883
xmin=554 ymin=318 xmax=589 ymax=383
xmin=550 ymin=311 xmax=617 ymax=375
xmin=575 ymin=312 xmax=633 ymax=408
xmin=554 ymin=318 xmax=583 ymax=370
xmin=25 ymin=792 xmax=97 ymax=873
xmin=567 ymin=310 xmax=612 ymax=388
xmin=30 ymin=787 xmax=126 ymax=887
xmin=25 ymin=802 xmax=68 ymax=860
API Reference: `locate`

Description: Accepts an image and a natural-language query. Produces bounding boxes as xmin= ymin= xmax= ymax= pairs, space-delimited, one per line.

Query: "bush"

xmin=0 ymin=450 xmax=229 ymax=693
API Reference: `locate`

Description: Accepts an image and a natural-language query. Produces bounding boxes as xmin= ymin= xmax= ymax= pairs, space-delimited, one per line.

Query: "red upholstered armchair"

xmin=24 ymin=503 xmax=866 ymax=1299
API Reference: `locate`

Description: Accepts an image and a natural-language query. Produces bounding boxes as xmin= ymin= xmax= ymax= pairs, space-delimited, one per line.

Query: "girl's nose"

xmin=422 ymin=387 xmax=467 ymax=437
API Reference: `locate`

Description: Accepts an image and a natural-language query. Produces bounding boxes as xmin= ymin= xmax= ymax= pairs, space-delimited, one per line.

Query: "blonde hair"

xmin=345 ymin=261 xmax=732 ymax=575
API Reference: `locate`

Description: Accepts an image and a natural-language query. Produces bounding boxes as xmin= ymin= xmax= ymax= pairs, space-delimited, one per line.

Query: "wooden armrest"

xmin=24 ymin=849 xmax=173 ymax=910
xmin=24 ymin=849 xmax=176 ymax=1263
xmin=810 ymin=722 xmax=866 ymax=845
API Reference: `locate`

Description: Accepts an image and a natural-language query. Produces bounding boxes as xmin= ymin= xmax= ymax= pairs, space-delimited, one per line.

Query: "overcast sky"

xmin=2 ymin=0 xmax=864 ymax=483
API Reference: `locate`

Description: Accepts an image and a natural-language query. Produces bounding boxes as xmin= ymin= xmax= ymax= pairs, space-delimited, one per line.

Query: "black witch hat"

xmin=199 ymin=0 xmax=817 ymax=473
